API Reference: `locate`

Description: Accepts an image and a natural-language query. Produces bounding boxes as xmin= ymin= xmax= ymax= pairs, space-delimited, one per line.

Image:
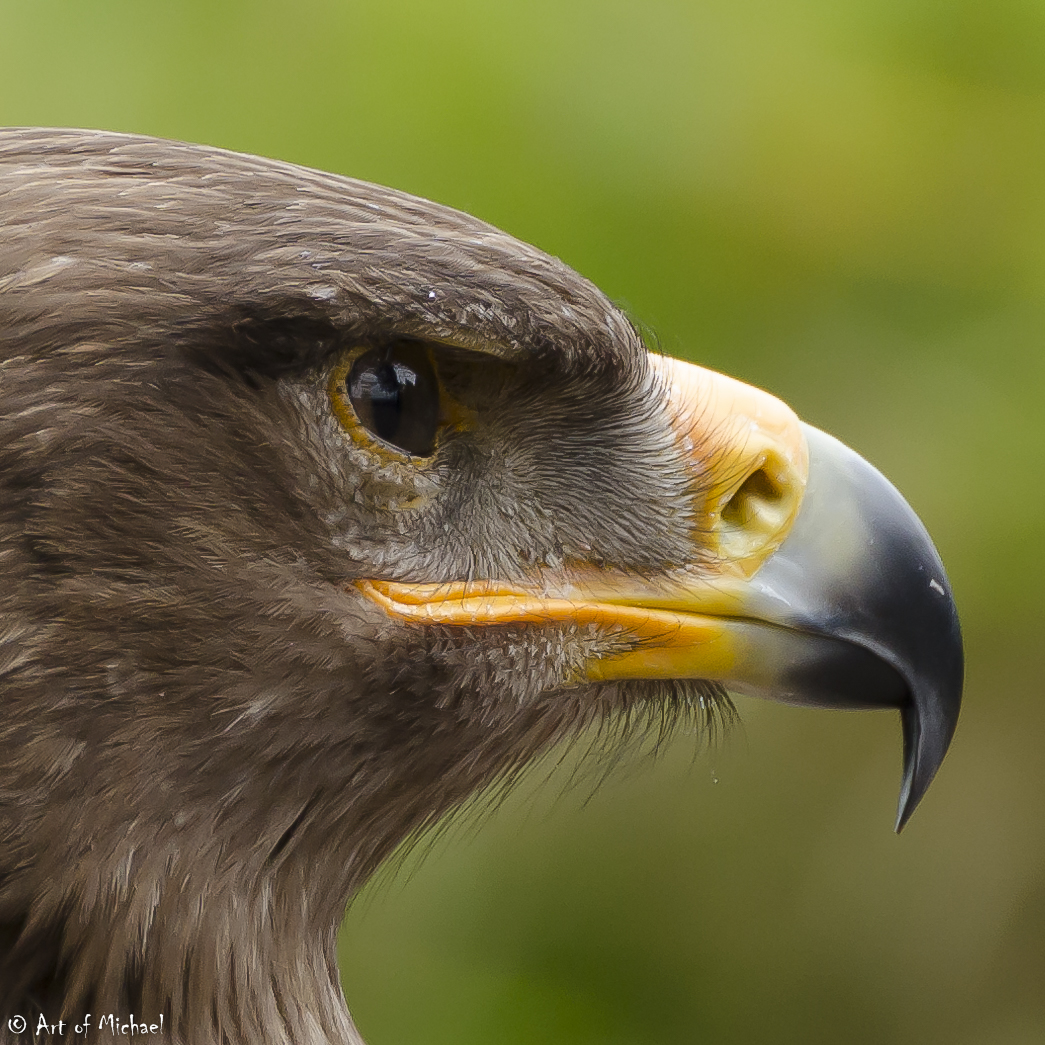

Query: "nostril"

xmin=721 ymin=466 xmax=784 ymax=530
xmin=714 ymin=452 xmax=803 ymax=570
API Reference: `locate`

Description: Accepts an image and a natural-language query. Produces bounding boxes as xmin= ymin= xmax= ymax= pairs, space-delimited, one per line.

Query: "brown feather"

xmin=0 ymin=129 xmax=728 ymax=1044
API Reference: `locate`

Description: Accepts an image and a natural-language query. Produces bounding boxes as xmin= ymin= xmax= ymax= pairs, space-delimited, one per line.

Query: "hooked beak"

xmin=359 ymin=357 xmax=963 ymax=830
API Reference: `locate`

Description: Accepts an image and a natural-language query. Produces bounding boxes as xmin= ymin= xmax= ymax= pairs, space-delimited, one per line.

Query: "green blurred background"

xmin=2 ymin=1 xmax=1041 ymax=1041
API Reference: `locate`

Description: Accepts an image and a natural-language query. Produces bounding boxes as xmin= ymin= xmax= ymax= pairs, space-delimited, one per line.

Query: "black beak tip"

xmin=895 ymin=705 xmax=930 ymax=833
xmin=894 ymin=656 xmax=963 ymax=833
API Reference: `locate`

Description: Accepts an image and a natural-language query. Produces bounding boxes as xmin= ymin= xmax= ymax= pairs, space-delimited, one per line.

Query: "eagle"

xmin=0 ymin=129 xmax=962 ymax=1045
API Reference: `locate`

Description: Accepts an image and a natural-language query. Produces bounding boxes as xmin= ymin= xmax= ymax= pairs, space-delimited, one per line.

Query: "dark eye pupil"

xmin=347 ymin=342 xmax=439 ymax=456
xmin=362 ymin=362 xmax=405 ymax=440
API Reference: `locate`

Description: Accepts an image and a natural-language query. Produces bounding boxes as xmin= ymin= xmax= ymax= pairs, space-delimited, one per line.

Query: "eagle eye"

xmin=342 ymin=342 xmax=440 ymax=457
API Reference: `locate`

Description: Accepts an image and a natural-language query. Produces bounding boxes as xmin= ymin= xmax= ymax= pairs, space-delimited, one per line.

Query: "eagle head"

xmin=0 ymin=129 xmax=961 ymax=1044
